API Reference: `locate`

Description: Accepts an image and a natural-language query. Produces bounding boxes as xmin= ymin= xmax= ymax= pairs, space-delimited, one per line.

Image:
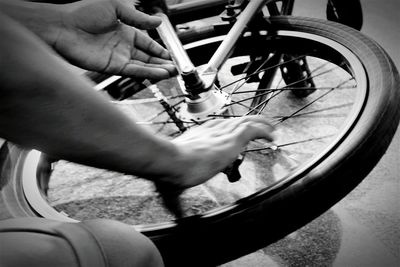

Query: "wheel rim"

xmin=21 ymin=28 xmax=367 ymax=230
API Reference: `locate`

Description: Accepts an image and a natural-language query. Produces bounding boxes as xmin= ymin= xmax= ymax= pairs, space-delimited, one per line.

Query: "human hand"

xmin=54 ymin=0 xmax=176 ymax=79
xmin=165 ymin=116 xmax=275 ymax=189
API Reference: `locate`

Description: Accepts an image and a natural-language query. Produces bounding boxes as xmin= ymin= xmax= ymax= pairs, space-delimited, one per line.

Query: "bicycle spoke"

xmin=278 ymin=134 xmax=336 ymax=148
xmin=254 ymin=73 xmax=286 ymax=115
xmin=222 ymin=55 xmax=338 ymax=94
xmin=145 ymin=100 xmax=185 ymax=122
xmin=244 ymin=134 xmax=335 ymax=153
xmin=220 ymin=55 xmax=306 ymax=91
xmin=230 ymin=52 xmax=281 ymax=95
xmin=207 ymin=114 xmax=243 ymax=118
xmin=254 ymin=91 xmax=278 ymax=115
xmin=255 ymin=101 xmax=268 ymax=115
xmin=135 ymin=120 xmax=180 ymax=125
xmin=224 ymin=90 xmax=273 ymax=107
xmin=273 ymin=102 xmax=353 ymax=120
xmin=222 ymin=59 xmax=346 ymax=117
xmin=252 ymin=69 xmax=348 ymax=115
xmin=276 ymin=78 xmax=354 ymax=124
xmin=231 ymin=85 xmax=355 ymax=94
xmin=111 ymin=94 xmax=186 ymax=105
xmin=231 ymin=88 xmax=272 ymax=94
xmin=308 ymin=60 xmax=332 ymax=75
xmin=245 ymin=90 xmax=284 ymax=115
xmin=229 ymin=105 xmax=237 ymax=117
xmin=267 ymin=85 xmax=355 ymax=92
xmin=281 ymin=64 xmax=343 ymax=89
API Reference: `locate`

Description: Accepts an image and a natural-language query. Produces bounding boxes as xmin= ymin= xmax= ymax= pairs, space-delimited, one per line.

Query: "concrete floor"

xmin=330 ymin=0 xmax=400 ymax=263
xmin=224 ymin=0 xmax=400 ymax=266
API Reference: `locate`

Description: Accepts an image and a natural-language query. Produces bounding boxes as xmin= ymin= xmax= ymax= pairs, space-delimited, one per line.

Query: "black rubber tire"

xmin=326 ymin=0 xmax=363 ymax=30
xmin=1 ymin=16 xmax=399 ymax=266
xmin=145 ymin=16 xmax=400 ymax=266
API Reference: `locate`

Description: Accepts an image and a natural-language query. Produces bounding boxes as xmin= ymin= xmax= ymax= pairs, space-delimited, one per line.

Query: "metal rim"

xmin=21 ymin=28 xmax=367 ymax=231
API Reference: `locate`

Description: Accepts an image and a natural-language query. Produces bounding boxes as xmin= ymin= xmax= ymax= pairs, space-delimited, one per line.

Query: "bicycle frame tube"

xmin=167 ymin=0 xmax=294 ymax=25
xmin=155 ymin=13 xmax=195 ymax=74
xmin=156 ymin=0 xmax=274 ymax=88
xmin=168 ymin=0 xmax=229 ymax=25
xmin=205 ymin=0 xmax=274 ymax=72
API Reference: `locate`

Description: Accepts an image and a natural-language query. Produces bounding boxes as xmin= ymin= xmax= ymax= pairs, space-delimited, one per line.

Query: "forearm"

xmin=0 ymin=0 xmax=62 ymax=46
xmin=0 ymin=13 xmax=183 ymax=181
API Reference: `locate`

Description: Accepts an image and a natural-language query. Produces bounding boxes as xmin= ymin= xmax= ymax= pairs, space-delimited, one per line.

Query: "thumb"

xmin=115 ymin=0 xmax=162 ymax=29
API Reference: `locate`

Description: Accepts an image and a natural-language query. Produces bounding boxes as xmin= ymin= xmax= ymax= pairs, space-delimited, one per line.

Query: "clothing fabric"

xmin=0 ymin=217 xmax=163 ymax=267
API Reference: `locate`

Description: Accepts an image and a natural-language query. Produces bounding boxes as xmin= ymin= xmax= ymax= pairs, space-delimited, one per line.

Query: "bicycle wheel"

xmin=0 ymin=16 xmax=399 ymax=266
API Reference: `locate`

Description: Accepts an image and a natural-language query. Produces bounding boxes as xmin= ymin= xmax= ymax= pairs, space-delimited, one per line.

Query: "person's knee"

xmin=0 ymin=231 xmax=78 ymax=267
xmin=82 ymin=219 xmax=164 ymax=267
xmin=0 ymin=217 xmax=164 ymax=267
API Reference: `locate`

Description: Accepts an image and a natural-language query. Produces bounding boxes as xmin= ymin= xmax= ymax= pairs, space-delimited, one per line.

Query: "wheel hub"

xmin=177 ymin=88 xmax=231 ymax=122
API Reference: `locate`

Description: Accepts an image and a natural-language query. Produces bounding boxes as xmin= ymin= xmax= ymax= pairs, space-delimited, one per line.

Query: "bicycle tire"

xmin=1 ymin=16 xmax=399 ymax=266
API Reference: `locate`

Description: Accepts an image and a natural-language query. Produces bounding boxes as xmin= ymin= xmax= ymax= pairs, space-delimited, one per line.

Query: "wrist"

xmin=143 ymin=139 xmax=188 ymax=185
xmin=154 ymin=142 xmax=213 ymax=189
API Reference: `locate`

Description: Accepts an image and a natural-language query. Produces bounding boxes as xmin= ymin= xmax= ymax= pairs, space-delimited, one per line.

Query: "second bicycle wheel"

xmin=0 ymin=16 xmax=399 ymax=266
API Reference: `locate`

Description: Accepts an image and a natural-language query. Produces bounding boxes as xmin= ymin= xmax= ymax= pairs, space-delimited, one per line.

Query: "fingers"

xmin=203 ymin=116 xmax=275 ymax=139
xmin=124 ymin=31 xmax=177 ymax=78
xmin=231 ymin=120 xmax=275 ymax=146
xmin=183 ymin=116 xmax=275 ymax=145
xmin=134 ymin=30 xmax=171 ymax=60
xmin=210 ymin=116 xmax=275 ymax=149
xmin=116 ymin=3 xmax=170 ymax=60
xmin=121 ymin=61 xmax=175 ymax=80
xmin=115 ymin=0 xmax=162 ymax=30
xmin=129 ymin=47 xmax=175 ymax=70
xmin=131 ymin=37 xmax=171 ymax=63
